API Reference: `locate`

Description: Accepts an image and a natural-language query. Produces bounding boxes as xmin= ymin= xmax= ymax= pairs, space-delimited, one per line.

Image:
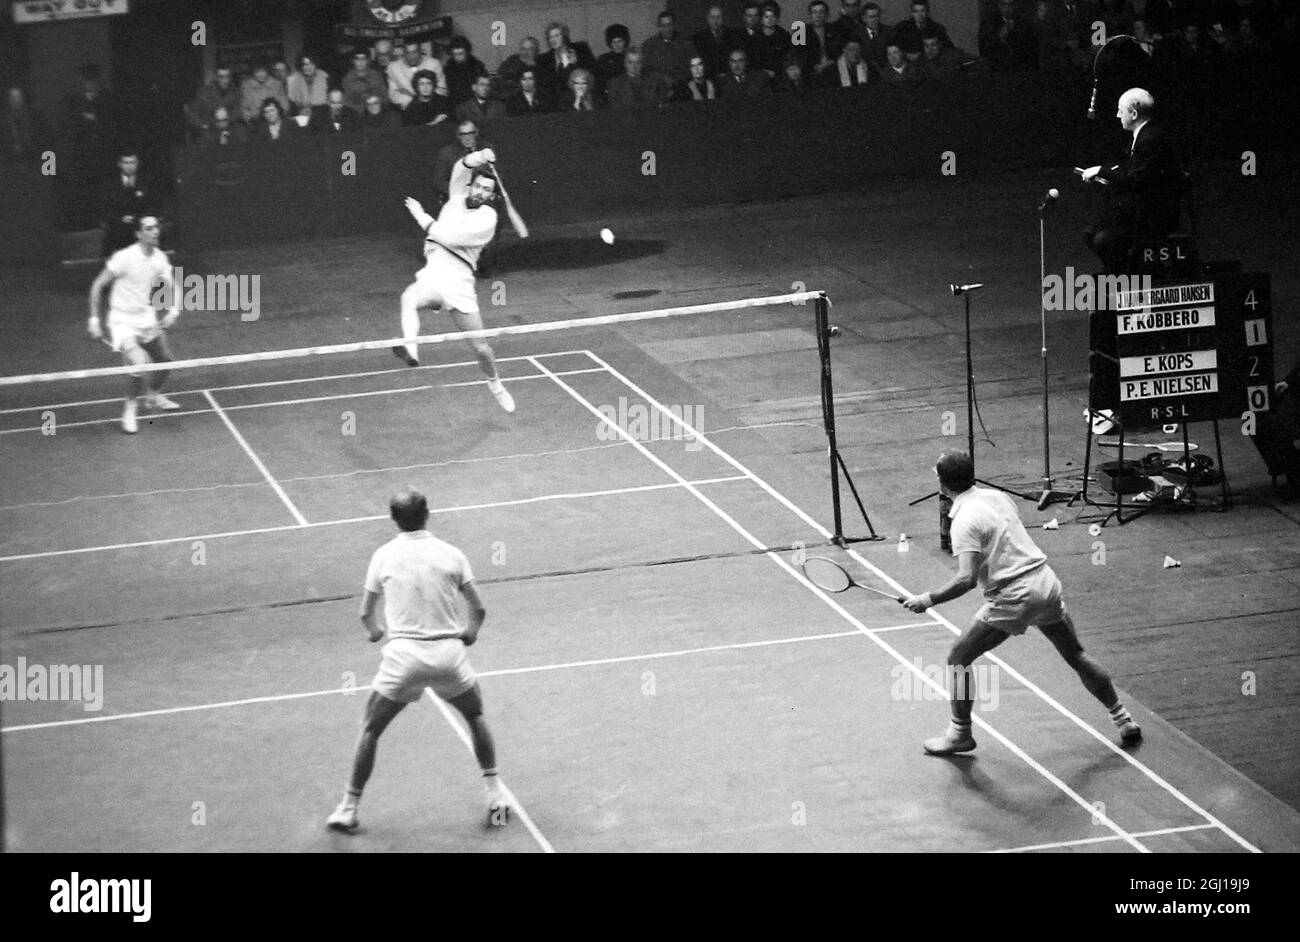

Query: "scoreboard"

xmin=1110 ymin=273 xmax=1274 ymax=430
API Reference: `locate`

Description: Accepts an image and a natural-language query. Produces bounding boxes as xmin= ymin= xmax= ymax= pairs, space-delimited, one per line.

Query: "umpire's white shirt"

xmin=364 ymin=531 xmax=473 ymax=641
xmin=948 ymin=486 xmax=1047 ymax=597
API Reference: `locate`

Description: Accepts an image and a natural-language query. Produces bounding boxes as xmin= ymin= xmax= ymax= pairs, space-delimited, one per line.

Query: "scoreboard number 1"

xmin=1244 ymin=319 xmax=1267 ymax=346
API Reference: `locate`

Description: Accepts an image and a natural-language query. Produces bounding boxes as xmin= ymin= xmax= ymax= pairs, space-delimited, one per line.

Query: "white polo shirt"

xmin=105 ymin=243 xmax=172 ymax=329
xmin=364 ymin=530 xmax=474 ymax=642
xmin=948 ymin=486 xmax=1047 ymax=597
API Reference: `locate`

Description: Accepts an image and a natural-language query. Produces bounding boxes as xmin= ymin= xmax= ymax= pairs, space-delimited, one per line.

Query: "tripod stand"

xmin=909 ymin=283 xmax=1036 ymax=509
xmin=1036 ymin=193 xmax=1079 ymax=510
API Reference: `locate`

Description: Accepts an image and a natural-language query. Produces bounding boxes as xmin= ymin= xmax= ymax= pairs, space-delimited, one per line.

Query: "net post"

xmin=815 ymin=294 xmax=845 ymax=543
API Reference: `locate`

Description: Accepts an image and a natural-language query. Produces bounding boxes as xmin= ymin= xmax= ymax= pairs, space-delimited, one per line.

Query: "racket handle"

xmin=1087 ymin=80 xmax=1099 ymax=120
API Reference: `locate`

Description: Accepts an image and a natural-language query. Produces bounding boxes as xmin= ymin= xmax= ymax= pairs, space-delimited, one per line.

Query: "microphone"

xmin=1038 ymin=187 xmax=1060 ymax=211
xmin=950 ymin=283 xmax=985 ymax=295
xmin=1087 ymin=79 xmax=1099 ymax=120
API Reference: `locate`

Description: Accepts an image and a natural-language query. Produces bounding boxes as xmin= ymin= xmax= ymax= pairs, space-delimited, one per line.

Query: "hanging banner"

xmin=335 ymin=0 xmax=451 ymax=44
xmin=13 ymin=0 xmax=129 ymax=24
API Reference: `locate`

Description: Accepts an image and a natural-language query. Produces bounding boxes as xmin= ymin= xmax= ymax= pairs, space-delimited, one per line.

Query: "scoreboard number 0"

xmin=1247 ymin=385 xmax=1270 ymax=412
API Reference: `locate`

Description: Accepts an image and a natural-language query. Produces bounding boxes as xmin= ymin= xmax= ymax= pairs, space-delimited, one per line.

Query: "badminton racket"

xmin=801 ymin=556 xmax=903 ymax=603
xmin=485 ymin=162 xmax=529 ymax=239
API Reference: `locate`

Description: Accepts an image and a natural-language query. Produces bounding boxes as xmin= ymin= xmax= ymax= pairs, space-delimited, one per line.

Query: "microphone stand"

xmin=1037 ymin=194 xmax=1078 ymax=510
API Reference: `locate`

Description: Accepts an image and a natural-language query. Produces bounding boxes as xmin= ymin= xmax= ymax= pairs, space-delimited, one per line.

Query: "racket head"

xmin=802 ymin=556 xmax=852 ymax=593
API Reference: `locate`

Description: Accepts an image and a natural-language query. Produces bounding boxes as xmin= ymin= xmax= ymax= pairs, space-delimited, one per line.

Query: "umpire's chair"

xmin=1127 ymin=168 xmax=1199 ymax=276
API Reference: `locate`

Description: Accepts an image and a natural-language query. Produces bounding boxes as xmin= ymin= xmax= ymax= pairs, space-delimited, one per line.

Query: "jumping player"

xmin=902 ymin=450 xmax=1143 ymax=755
xmin=87 ymin=215 xmax=181 ymax=434
xmin=327 ymin=488 xmax=509 ymax=832
xmin=395 ymin=147 xmax=515 ymax=413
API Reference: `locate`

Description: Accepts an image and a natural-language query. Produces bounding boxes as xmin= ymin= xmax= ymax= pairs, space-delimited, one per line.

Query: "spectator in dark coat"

xmin=505 ymin=69 xmax=554 ymax=115
xmin=444 ymin=36 xmax=489 ymax=104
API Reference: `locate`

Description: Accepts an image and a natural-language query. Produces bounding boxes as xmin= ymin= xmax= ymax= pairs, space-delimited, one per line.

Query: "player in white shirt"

xmin=902 ymin=451 xmax=1142 ymax=754
xmin=395 ymin=147 xmax=515 ymax=412
xmin=87 ymin=215 xmax=181 ymax=434
xmin=327 ymin=489 xmax=509 ymax=832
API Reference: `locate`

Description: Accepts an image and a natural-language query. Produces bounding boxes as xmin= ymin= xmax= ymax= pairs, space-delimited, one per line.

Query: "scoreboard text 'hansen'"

xmin=1111 ymin=273 xmax=1274 ymax=429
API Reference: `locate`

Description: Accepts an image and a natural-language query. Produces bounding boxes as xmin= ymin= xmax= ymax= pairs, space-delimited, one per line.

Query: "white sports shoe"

xmin=485 ymin=783 xmax=511 ymax=827
xmin=121 ymin=398 xmax=138 ymax=434
xmin=145 ymin=392 xmax=180 ymax=411
xmin=487 ymin=378 xmax=515 ymax=413
xmin=326 ymin=801 xmax=359 ymax=832
xmin=923 ymin=724 xmax=977 ymax=756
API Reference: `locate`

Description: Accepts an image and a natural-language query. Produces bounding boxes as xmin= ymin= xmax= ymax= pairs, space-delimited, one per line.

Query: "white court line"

xmin=0 ymin=349 xmax=594 ymax=415
xmin=202 ymin=390 xmax=308 ymax=526
xmin=0 ymin=628 xmax=867 ymax=733
xmin=986 ymin=823 xmax=1219 ymax=854
xmin=423 ymin=690 xmax=555 ymax=853
xmin=530 ymin=356 xmax=1148 ymax=853
xmin=585 ymin=349 xmax=1262 ymax=854
xmin=0 ymin=367 xmax=605 ymax=435
xmin=0 ymin=476 xmax=747 ymax=563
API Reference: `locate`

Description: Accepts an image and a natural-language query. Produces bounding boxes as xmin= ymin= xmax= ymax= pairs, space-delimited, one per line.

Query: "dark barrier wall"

xmin=0 ymin=163 xmax=58 ymax=266
xmin=172 ymin=78 xmax=1081 ymax=253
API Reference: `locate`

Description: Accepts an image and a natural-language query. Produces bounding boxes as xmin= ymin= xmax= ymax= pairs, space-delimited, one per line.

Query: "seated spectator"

xmin=272 ymin=61 xmax=292 ymax=89
xmin=432 ymin=121 xmax=494 ymax=206
xmin=830 ymin=0 xmax=867 ymax=53
xmin=287 ymin=55 xmax=329 ymax=118
xmin=371 ymin=39 xmax=395 ymax=78
xmin=607 ymin=48 xmax=673 ymax=108
xmin=827 ymin=38 xmax=872 ymax=86
xmin=342 ymin=48 xmax=386 ymax=113
xmin=739 ymin=3 xmax=764 ymax=59
xmin=878 ymin=42 xmax=922 ymax=82
xmin=858 ymin=2 xmax=891 ymax=69
xmin=919 ymin=33 xmax=964 ymax=81
xmin=186 ymin=67 xmax=240 ymax=140
xmin=315 ymin=89 xmax=362 ymax=133
xmin=402 ymin=71 xmax=452 ymax=126
xmin=750 ymin=2 xmax=793 ymax=74
xmin=1130 ymin=0 xmax=1171 ymax=35
xmin=596 ymin=24 xmax=631 ymax=90
xmin=674 ymin=55 xmax=718 ymax=101
xmin=980 ymin=0 xmax=1039 ymax=72
xmin=199 ymin=106 xmax=249 ymax=146
xmin=1032 ymin=0 xmax=1076 ymax=73
xmin=388 ymin=40 xmax=446 ymax=111
xmin=538 ymin=22 xmax=598 ymax=95
xmin=643 ymin=11 xmax=697 ymax=84
xmin=498 ymin=36 xmax=543 ymax=95
xmin=2 ymin=86 xmax=47 ymax=162
xmin=773 ymin=51 xmax=815 ymax=92
xmin=241 ymin=61 xmax=288 ymax=124
xmin=693 ymin=5 xmax=740 ymax=80
xmin=100 ymin=148 xmax=157 ymax=256
xmin=506 ymin=68 xmax=553 ymax=115
xmin=718 ymin=49 xmax=773 ymax=98
xmin=801 ymin=2 xmax=839 ymax=79
xmin=359 ymin=93 xmax=400 ymax=131
xmin=891 ymin=1 xmax=953 ymax=62
xmin=1132 ymin=17 xmax=1159 ymax=58
xmin=559 ymin=68 xmax=601 ymax=110
xmin=251 ymin=97 xmax=300 ymax=142
xmin=1225 ymin=14 xmax=1270 ymax=59
xmin=445 ymin=36 xmax=488 ymax=105
xmin=458 ymin=75 xmax=506 ymax=122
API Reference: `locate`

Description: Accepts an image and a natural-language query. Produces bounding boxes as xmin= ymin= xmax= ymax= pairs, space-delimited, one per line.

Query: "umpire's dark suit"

xmin=1084 ymin=120 xmax=1184 ymax=274
xmin=100 ymin=172 xmax=156 ymax=257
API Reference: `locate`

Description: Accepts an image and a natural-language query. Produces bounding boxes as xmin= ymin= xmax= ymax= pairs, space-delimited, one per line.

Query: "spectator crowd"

xmin=1 ymin=0 xmax=1295 ymax=234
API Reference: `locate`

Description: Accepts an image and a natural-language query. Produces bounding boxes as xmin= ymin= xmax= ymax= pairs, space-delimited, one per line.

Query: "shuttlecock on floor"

xmin=1163 ymin=555 xmax=1181 ymax=568
xmin=898 ymin=533 xmax=909 ymax=553
xmin=1042 ymin=518 xmax=1059 ymax=530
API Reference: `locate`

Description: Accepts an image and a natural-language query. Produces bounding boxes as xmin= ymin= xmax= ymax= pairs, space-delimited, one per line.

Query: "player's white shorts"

xmin=976 ymin=564 xmax=1067 ymax=636
xmin=106 ymin=318 xmax=162 ymax=353
xmin=372 ymin=637 xmax=477 ymax=702
xmin=414 ymin=257 xmax=479 ymax=315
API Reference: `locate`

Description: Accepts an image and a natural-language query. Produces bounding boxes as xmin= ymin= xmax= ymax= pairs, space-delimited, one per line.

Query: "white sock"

xmin=399 ymin=307 xmax=420 ymax=359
